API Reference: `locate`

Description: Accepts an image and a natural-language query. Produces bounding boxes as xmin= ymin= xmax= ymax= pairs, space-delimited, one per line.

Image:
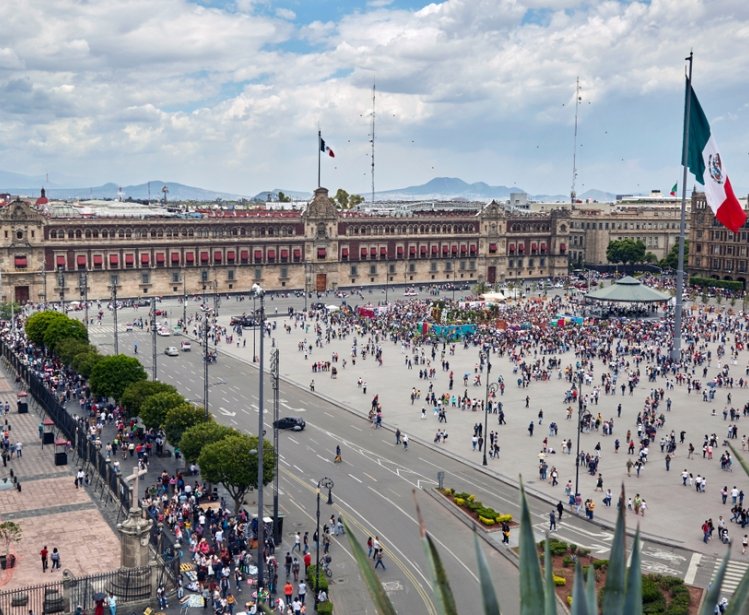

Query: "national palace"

xmin=0 ymin=186 xmax=745 ymax=303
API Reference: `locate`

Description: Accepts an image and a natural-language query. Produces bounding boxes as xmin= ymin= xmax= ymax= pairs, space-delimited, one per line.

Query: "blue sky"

xmin=0 ymin=0 xmax=747 ymax=198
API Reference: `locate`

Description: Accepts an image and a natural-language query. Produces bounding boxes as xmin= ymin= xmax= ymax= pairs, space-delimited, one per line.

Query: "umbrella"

xmin=93 ymin=593 xmax=106 ymax=601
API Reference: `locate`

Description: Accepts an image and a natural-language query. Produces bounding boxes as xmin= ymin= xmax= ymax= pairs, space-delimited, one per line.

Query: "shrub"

xmin=454 ymin=498 xmax=465 ymax=507
xmin=478 ymin=516 xmax=495 ymax=526
xmin=553 ymin=575 xmax=566 ymax=587
xmin=467 ymin=494 xmax=476 ymax=502
xmin=548 ymin=540 xmax=569 ymax=556
xmin=495 ymin=514 xmax=512 ymax=524
xmin=442 ymin=488 xmax=454 ymax=496
xmin=562 ymin=555 xmax=573 ymax=568
xmin=315 ymin=600 xmax=334 ymax=615
xmin=577 ymin=547 xmax=590 ymax=557
xmin=307 ymin=566 xmax=329 ymax=592
xmin=567 ymin=595 xmax=573 ymax=606
xmin=593 ymin=559 xmax=608 ymax=570
xmin=568 ymin=543 xmax=577 ymax=554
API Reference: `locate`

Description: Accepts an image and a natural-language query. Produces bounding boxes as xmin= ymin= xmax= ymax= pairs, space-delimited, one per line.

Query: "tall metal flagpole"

xmin=671 ymin=51 xmax=694 ymax=362
xmin=317 ymin=129 xmax=322 ymax=188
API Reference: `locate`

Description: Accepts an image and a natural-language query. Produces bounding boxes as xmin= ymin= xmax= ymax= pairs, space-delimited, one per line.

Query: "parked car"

xmin=230 ymin=315 xmax=258 ymax=328
xmin=180 ymin=341 xmax=192 ymax=352
xmin=157 ymin=328 xmax=171 ymax=336
xmin=273 ymin=417 xmax=306 ymax=431
xmin=164 ymin=346 xmax=179 ymax=356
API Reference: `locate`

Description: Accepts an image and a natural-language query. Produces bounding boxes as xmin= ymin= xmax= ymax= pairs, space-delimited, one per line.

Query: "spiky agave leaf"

xmin=473 ymin=527 xmax=501 ymax=615
xmin=543 ymin=537 xmax=557 ymax=615
xmin=623 ymin=530 xmax=643 ymax=615
xmin=584 ymin=558 xmax=597 ymax=613
xmin=570 ymin=558 xmax=593 ymax=615
xmin=415 ymin=492 xmax=459 ymax=615
xmin=342 ymin=518 xmax=398 ymax=615
xmin=724 ymin=552 xmax=749 ymax=615
xmin=700 ymin=549 xmax=729 ymax=615
xmin=601 ymin=484 xmax=627 ymax=615
xmin=518 ymin=478 xmax=546 ymax=615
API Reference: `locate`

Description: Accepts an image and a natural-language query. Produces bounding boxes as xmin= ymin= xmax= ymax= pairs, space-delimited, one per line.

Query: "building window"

xmin=409 ymin=262 xmax=416 ymax=273
xmin=389 ymin=264 xmax=396 ymax=274
xmin=141 ymin=272 xmax=150 ymax=285
xmin=171 ymin=272 xmax=180 ymax=283
xmin=279 ymin=267 xmax=288 ymax=279
xmin=369 ymin=264 xmax=377 ymax=275
xmin=445 ymin=262 xmax=453 ymax=272
xmin=430 ymin=262 xmax=438 ymax=272
xmin=350 ymin=265 xmax=358 ymax=276
xmin=254 ymin=267 xmax=262 ymax=280
xmin=459 ymin=260 xmax=466 ymax=271
xmin=228 ymin=270 xmax=235 ymax=281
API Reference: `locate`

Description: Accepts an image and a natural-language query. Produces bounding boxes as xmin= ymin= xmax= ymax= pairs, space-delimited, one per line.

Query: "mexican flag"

xmin=319 ymin=135 xmax=335 ymax=158
xmin=670 ymin=183 xmax=677 ymax=197
xmin=684 ymin=85 xmax=746 ymax=232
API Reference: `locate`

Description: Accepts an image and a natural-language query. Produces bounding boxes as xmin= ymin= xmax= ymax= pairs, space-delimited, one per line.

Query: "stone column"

xmin=117 ymin=507 xmax=153 ymax=568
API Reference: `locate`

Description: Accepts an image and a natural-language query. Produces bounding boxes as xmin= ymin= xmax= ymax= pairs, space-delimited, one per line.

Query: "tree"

xmin=163 ymin=403 xmax=210 ymax=447
xmin=0 ymin=303 xmax=20 ymax=320
xmin=43 ymin=317 xmax=88 ymax=354
xmin=56 ymin=338 xmax=94 ymax=365
xmin=180 ymin=422 xmax=238 ymax=463
xmin=277 ymin=191 xmax=291 ymax=203
xmin=333 ymin=188 xmax=350 ymax=209
xmin=0 ymin=521 xmax=22 ymax=563
xmin=350 ymin=194 xmax=365 ymax=207
xmin=661 ymin=240 xmax=688 ymax=270
xmin=121 ymin=380 xmax=179 ymax=418
xmin=643 ymin=252 xmax=658 ymax=264
xmin=198 ymin=434 xmax=275 ymax=513
xmin=72 ymin=350 xmax=102 ymax=379
xmin=89 ymin=355 xmax=147 ymax=402
xmin=25 ymin=311 xmax=67 ymax=346
xmin=140 ymin=391 xmax=186 ymax=430
xmin=606 ymin=238 xmax=646 ymax=265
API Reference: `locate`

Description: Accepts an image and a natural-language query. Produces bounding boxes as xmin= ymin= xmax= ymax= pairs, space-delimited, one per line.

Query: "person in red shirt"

xmin=303 ymin=551 xmax=311 ymax=572
xmin=283 ymin=581 xmax=294 ymax=606
xmin=40 ymin=545 xmax=48 ymax=572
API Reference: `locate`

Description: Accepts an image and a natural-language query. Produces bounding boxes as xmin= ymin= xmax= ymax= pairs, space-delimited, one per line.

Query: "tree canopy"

xmin=25 ymin=311 xmax=68 ymax=346
xmin=56 ymin=338 xmax=94 ymax=366
xmin=198 ymin=434 xmax=275 ymax=513
xmin=140 ymin=391 xmax=186 ymax=430
xmin=43 ymin=318 xmax=88 ymax=354
xmin=662 ymin=240 xmax=688 ymax=270
xmin=333 ymin=188 xmax=365 ymax=210
xmin=89 ymin=355 xmax=147 ymax=402
xmin=163 ymin=403 xmax=210 ymax=447
xmin=606 ymin=238 xmax=646 ymax=265
xmin=180 ymin=422 xmax=237 ymax=463
xmin=120 ymin=380 xmax=179 ymax=418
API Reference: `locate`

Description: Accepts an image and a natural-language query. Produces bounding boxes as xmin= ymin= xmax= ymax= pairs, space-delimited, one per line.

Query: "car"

xmin=273 ymin=417 xmax=306 ymax=431
xmin=157 ymin=328 xmax=171 ymax=336
xmin=230 ymin=315 xmax=259 ymax=328
xmin=164 ymin=346 xmax=179 ymax=356
xmin=404 ymin=289 xmax=417 ymax=297
xmin=180 ymin=341 xmax=192 ymax=351
xmin=125 ymin=323 xmax=134 ymax=332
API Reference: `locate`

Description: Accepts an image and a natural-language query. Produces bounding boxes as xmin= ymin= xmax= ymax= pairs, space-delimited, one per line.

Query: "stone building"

xmin=567 ymin=201 xmax=683 ymax=266
xmin=688 ymin=191 xmax=749 ymax=287
xmin=0 ymin=187 xmax=571 ymax=303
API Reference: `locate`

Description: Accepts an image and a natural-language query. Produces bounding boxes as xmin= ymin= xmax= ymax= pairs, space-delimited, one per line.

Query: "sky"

xmin=1 ymin=0 xmax=748 ymax=198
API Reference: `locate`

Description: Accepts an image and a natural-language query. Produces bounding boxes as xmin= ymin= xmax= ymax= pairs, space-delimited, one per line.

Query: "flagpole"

xmin=671 ymin=51 xmax=694 ymax=362
xmin=317 ymin=129 xmax=322 ymax=188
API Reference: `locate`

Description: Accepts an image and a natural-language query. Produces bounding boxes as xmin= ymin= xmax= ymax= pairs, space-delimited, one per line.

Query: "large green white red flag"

xmin=684 ymin=85 xmax=746 ymax=233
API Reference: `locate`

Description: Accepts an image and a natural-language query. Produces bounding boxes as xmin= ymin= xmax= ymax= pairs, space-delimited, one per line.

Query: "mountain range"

xmin=0 ymin=169 xmax=615 ymax=202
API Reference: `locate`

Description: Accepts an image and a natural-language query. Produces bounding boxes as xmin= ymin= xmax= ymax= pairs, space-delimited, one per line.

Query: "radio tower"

xmin=570 ymin=76 xmax=581 ymax=205
xmin=370 ymin=79 xmax=376 ymax=205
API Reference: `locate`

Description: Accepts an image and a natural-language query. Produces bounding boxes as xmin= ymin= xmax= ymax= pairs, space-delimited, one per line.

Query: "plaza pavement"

xmin=0 ymin=373 xmax=121 ymax=590
xmin=202 ymin=302 xmax=749 ymax=563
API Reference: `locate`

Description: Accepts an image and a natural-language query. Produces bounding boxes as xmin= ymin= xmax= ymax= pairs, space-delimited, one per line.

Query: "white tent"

xmin=480 ymin=291 xmax=507 ymax=304
xmin=326 ymin=305 xmax=340 ymax=312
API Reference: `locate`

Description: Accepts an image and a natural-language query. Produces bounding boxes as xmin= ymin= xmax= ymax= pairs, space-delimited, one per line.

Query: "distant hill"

xmin=251 ymin=188 xmax=312 ymax=202
xmin=377 ymin=177 xmax=523 ymax=200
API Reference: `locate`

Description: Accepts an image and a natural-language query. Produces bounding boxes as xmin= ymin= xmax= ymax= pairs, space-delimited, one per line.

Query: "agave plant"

xmin=342 ymin=481 xmax=749 ymax=614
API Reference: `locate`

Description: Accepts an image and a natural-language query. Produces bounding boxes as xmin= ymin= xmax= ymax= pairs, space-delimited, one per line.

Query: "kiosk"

xmin=42 ymin=418 xmax=55 ymax=445
xmin=54 ymin=439 xmax=68 ymax=466
xmin=16 ymin=391 xmax=28 ymax=414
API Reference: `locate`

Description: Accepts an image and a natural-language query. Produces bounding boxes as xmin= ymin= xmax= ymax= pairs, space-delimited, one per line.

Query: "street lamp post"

xmin=573 ymin=371 xmax=584 ymax=504
xmin=252 ymin=283 xmax=266 ymax=594
xmin=110 ymin=274 xmax=119 ymax=355
xmin=57 ymin=266 xmax=65 ymax=313
xmin=151 ymin=297 xmax=158 ymax=381
xmin=483 ymin=361 xmax=498 ymax=466
xmin=271 ymin=348 xmax=281 ymax=544
xmin=182 ymin=275 xmax=187 ymax=331
xmin=202 ymin=307 xmax=212 ymax=418
xmin=252 ymin=294 xmax=257 ymax=362
xmin=314 ymin=477 xmax=334 ymax=610
xmin=79 ymin=271 xmax=88 ymax=335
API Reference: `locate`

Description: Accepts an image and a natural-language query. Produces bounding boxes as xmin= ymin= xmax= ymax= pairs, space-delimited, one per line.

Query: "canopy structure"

xmin=585 ymin=276 xmax=670 ymax=303
xmin=480 ymin=291 xmax=507 ymax=303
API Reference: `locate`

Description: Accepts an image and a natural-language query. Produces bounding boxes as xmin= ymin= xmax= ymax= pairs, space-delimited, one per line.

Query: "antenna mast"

xmin=571 ymin=76 xmax=581 ymax=204
xmin=371 ymin=79 xmax=376 ymax=205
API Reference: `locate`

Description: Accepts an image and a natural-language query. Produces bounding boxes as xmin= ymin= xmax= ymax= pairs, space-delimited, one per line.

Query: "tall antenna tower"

xmin=570 ymin=76 xmax=581 ymax=204
xmin=370 ymin=79 xmax=376 ymax=205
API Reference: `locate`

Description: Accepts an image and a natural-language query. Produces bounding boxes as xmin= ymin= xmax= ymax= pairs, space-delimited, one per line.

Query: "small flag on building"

xmin=669 ymin=183 xmax=677 ymax=197
xmin=683 ymin=85 xmax=746 ymax=233
xmin=319 ymin=135 xmax=335 ymax=158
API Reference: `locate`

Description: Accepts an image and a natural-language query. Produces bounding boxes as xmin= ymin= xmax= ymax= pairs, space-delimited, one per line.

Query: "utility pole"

xmin=271 ymin=348 xmax=281 ymax=544
xmin=570 ymin=76 xmax=582 ymax=205
xmin=57 ymin=266 xmax=65 ymax=313
xmin=182 ymin=275 xmax=187 ymax=331
xmin=111 ymin=278 xmax=119 ymax=354
xmin=252 ymin=283 xmax=266 ymax=594
xmin=202 ymin=308 xmax=211 ymax=418
xmin=151 ymin=297 xmax=158 ymax=381
xmin=79 ymin=271 xmax=88 ymax=335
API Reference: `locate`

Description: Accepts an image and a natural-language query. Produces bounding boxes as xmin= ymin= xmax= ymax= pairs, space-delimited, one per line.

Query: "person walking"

xmin=107 ymin=594 xmax=117 ymax=615
xmin=395 ymin=429 xmax=401 ymax=445
xmin=549 ymin=510 xmax=557 ymax=532
xmin=402 ymin=434 xmax=409 ymax=451
xmin=374 ymin=550 xmax=386 ymax=570
xmin=40 ymin=545 xmax=48 ymax=572
xmin=556 ymin=500 xmax=564 ymax=521
xmin=50 ymin=548 xmax=61 ymax=571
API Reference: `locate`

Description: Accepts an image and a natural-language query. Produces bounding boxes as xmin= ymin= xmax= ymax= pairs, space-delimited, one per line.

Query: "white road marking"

xmin=349 ymin=425 xmax=362 ymax=431
xmin=684 ymin=553 xmax=701 ymax=585
xmin=324 ymin=411 xmax=334 ymax=417
xmin=288 ymin=437 xmax=299 ymax=445
xmin=293 ymin=465 xmax=304 ymax=474
xmin=363 ymin=472 xmax=378 ymax=482
xmin=348 ymin=473 xmax=363 ymax=483
xmin=279 ymin=458 xmax=291 ymax=467
xmin=230 ymin=418 xmax=238 ymax=425
xmin=316 ymin=454 xmax=331 ymax=464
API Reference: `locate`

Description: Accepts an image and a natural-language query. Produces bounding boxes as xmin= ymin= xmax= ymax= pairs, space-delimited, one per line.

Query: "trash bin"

xmin=43 ymin=432 xmax=55 ymax=445
xmin=17 ymin=401 xmax=28 ymax=414
xmin=54 ymin=452 xmax=67 ymax=466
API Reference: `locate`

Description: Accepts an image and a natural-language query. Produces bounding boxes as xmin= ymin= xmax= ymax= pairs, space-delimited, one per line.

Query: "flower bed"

xmin=438 ymin=487 xmax=513 ymax=528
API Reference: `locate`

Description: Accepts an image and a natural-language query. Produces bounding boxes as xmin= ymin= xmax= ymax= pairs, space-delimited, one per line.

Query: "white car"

xmin=404 ymin=289 xmax=417 ymax=297
xmin=157 ymin=328 xmax=171 ymax=337
xmin=180 ymin=341 xmax=192 ymax=352
xmin=164 ymin=346 xmax=179 ymax=356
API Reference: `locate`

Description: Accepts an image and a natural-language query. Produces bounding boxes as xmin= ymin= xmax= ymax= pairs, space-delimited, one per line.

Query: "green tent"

xmin=584 ymin=276 xmax=669 ymax=303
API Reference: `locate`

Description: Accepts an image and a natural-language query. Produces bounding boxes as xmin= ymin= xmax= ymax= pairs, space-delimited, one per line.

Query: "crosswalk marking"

xmin=711 ymin=558 xmax=749 ymax=595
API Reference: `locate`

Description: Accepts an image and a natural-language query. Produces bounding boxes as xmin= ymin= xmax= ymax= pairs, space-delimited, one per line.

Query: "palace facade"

xmin=688 ymin=191 xmax=749 ymax=287
xmin=0 ymin=187 xmax=572 ymax=303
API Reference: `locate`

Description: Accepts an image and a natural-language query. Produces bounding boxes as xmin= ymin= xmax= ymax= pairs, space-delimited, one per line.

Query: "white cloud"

xmin=0 ymin=0 xmax=748 ymax=196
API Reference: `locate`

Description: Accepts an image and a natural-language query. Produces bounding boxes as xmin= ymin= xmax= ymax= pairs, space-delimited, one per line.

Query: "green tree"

xmin=198 ymin=434 xmax=275 ymax=513
xmin=180 ymin=422 xmax=237 ymax=463
xmin=56 ymin=338 xmax=94 ymax=365
xmin=25 ymin=311 xmax=67 ymax=346
xmin=661 ymin=240 xmax=688 ymax=270
xmin=333 ymin=188 xmax=350 ymax=209
xmin=140 ymin=391 xmax=186 ymax=430
xmin=72 ymin=350 xmax=102 ymax=379
xmin=606 ymin=238 xmax=646 ymax=265
xmin=163 ymin=403 xmax=210 ymax=447
xmin=643 ymin=252 xmax=658 ymax=264
xmin=120 ymin=380 xmax=179 ymax=418
xmin=0 ymin=303 xmax=20 ymax=320
xmin=277 ymin=191 xmax=291 ymax=203
xmin=350 ymin=194 xmax=365 ymax=207
xmin=43 ymin=317 xmax=88 ymax=354
xmin=89 ymin=355 xmax=147 ymax=402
